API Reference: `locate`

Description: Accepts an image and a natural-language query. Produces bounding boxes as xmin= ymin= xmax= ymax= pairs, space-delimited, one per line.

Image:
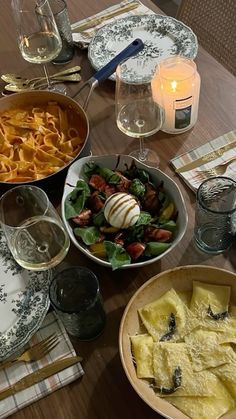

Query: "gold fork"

xmin=0 ymin=334 xmax=59 ymax=371
xmin=194 ymin=157 xmax=236 ymax=181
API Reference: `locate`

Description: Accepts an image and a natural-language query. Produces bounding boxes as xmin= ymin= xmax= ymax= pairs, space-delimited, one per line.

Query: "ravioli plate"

xmin=0 ymin=229 xmax=51 ymax=361
xmin=88 ymin=14 xmax=198 ymax=81
xmin=119 ymin=265 xmax=236 ymax=419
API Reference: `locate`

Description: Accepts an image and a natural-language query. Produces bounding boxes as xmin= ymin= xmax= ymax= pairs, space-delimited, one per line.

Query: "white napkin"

xmin=170 ymin=130 xmax=236 ymax=192
xmin=0 ymin=312 xmax=84 ymax=419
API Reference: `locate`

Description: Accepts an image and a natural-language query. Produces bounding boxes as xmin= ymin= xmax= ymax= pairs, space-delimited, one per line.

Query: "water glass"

xmin=49 ymin=266 xmax=106 ymax=340
xmin=0 ymin=185 xmax=70 ymax=270
xmin=50 ymin=0 xmax=75 ymax=64
xmin=194 ymin=176 xmax=236 ymax=253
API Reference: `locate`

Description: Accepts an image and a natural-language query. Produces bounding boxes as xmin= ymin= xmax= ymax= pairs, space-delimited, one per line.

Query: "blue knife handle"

xmin=93 ymin=38 xmax=144 ymax=84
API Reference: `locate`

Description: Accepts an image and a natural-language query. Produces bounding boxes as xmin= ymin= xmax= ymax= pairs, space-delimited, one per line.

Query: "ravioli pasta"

xmin=131 ymin=281 xmax=236 ymax=419
xmin=0 ymin=102 xmax=84 ymax=182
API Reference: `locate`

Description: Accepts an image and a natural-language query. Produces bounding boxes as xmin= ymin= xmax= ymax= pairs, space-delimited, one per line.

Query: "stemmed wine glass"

xmin=115 ymin=60 xmax=164 ymax=167
xmin=11 ymin=0 xmax=65 ymax=93
xmin=0 ymin=185 xmax=70 ymax=271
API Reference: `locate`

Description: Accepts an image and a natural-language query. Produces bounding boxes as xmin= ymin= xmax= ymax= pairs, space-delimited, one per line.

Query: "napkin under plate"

xmin=0 ymin=312 xmax=84 ymax=418
xmin=71 ymin=0 xmax=155 ymax=47
xmin=170 ymin=129 xmax=236 ymax=192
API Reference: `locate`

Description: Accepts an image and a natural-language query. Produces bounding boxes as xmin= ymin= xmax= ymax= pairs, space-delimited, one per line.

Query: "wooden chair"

xmin=176 ymin=0 xmax=236 ymax=76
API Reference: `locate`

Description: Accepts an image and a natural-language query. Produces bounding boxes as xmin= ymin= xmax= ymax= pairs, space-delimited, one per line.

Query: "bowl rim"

xmin=61 ymin=154 xmax=188 ymax=269
xmin=118 ymin=264 xmax=236 ymax=418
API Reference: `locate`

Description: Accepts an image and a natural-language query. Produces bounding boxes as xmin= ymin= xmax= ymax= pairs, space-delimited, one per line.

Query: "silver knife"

xmin=0 ymin=356 xmax=82 ymax=401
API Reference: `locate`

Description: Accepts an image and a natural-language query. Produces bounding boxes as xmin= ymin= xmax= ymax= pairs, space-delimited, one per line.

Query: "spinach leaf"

xmin=83 ymin=161 xmax=99 ymax=178
xmin=129 ymin=178 xmax=145 ymax=198
xmin=64 ymin=180 xmax=90 ymax=220
xmin=74 ymin=226 xmax=100 ymax=245
xmin=93 ymin=210 xmax=106 ymax=227
xmin=145 ymin=242 xmax=171 ymax=257
xmin=136 ymin=211 xmax=153 ymax=226
xmin=126 ymin=225 xmax=144 ymax=244
xmin=159 ymin=220 xmax=177 ymax=232
xmin=97 ymin=167 xmax=121 ymax=184
xmin=104 ymin=241 xmax=131 ymax=270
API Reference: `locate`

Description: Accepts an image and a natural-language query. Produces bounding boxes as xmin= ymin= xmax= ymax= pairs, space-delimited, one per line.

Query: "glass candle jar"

xmin=152 ymin=56 xmax=201 ymax=134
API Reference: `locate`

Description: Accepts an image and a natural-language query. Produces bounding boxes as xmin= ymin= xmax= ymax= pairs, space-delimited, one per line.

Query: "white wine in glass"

xmin=11 ymin=0 xmax=65 ymax=93
xmin=0 ymin=186 xmax=70 ymax=271
xmin=115 ymin=60 xmax=163 ymax=167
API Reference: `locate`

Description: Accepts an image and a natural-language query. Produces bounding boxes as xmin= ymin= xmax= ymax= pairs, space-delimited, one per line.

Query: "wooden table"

xmin=1 ymin=0 xmax=236 ymax=418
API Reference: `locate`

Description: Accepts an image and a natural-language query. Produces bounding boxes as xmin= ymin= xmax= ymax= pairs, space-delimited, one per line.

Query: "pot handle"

xmin=72 ymin=38 xmax=144 ymax=109
xmin=93 ymin=38 xmax=144 ymax=84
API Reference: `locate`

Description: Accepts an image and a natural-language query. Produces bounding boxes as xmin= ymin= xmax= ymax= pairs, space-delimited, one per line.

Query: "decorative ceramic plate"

xmin=119 ymin=265 xmax=236 ymax=419
xmin=0 ymin=229 xmax=51 ymax=361
xmin=88 ymin=14 xmax=198 ymax=81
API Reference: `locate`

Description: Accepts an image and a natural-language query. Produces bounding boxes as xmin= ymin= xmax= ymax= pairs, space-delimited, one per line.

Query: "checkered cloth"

xmin=71 ymin=0 xmax=155 ymax=47
xmin=0 ymin=312 xmax=84 ymax=418
xmin=170 ymin=130 xmax=236 ymax=192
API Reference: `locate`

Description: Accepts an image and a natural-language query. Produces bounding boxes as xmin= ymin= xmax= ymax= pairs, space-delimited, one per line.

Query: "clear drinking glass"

xmin=49 ymin=266 xmax=106 ymax=340
xmin=11 ymin=0 xmax=66 ymax=93
xmin=194 ymin=176 xmax=236 ymax=254
xmin=115 ymin=60 xmax=164 ymax=167
xmin=0 ymin=185 xmax=70 ymax=271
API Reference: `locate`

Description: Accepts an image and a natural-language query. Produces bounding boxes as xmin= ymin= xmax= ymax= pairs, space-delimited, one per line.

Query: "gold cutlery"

xmin=0 ymin=356 xmax=82 ymax=401
xmin=0 ymin=334 xmax=59 ymax=371
xmin=1 ymin=66 xmax=81 ymax=85
xmin=72 ymin=1 xmax=140 ymax=33
xmin=194 ymin=156 xmax=236 ymax=181
xmin=175 ymin=140 xmax=236 ymax=173
xmin=4 ymin=74 xmax=81 ymax=92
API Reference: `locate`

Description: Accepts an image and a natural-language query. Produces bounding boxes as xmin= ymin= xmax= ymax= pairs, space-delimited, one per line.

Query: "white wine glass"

xmin=11 ymin=0 xmax=66 ymax=93
xmin=115 ymin=60 xmax=164 ymax=167
xmin=0 ymin=185 xmax=70 ymax=271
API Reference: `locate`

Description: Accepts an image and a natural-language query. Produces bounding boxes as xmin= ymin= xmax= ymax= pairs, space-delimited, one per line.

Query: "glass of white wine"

xmin=115 ymin=60 xmax=164 ymax=167
xmin=11 ymin=0 xmax=65 ymax=93
xmin=0 ymin=185 xmax=70 ymax=271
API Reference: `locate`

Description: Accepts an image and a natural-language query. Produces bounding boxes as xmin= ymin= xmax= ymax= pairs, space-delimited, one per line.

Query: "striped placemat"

xmin=0 ymin=312 xmax=84 ymax=418
xmin=170 ymin=130 xmax=236 ymax=192
xmin=71 ymin=0 xmax=155 ymax=47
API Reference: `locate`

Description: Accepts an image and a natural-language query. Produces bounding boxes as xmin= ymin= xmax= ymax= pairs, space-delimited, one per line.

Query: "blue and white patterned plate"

xmin=0 ymin=229 xmax=51 ymax=361
xmin=88 ymin=14 xmax=198 ymax=81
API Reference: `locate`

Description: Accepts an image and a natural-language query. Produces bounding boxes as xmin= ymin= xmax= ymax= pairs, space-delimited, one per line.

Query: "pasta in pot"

xmin=0 ymin=101 xmax=84 ymax=182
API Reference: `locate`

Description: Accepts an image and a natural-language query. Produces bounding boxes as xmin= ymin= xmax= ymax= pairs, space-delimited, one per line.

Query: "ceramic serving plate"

xmin=88 ymin=14 xmax=198 ymax=81
xmin=119 ymin=265 xmax=236 ymax=419
xmin=0 ymin=229 xmax=51 ymax=361
xmin=61 ymin=154 xmax=188 ymax=269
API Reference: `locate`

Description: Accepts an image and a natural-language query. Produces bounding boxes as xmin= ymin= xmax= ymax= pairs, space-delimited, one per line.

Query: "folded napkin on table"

xmin=71 ymin=0 xmax=155 ymax=48
xmin=170 ymin=130 xmax=236 ymax=192
xmin=0 ymin=311 xmax=84 ymax=419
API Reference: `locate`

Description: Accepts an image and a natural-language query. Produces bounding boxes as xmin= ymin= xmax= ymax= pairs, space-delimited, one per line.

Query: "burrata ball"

xmin=104 ymin=192 xmax=140 ymax=229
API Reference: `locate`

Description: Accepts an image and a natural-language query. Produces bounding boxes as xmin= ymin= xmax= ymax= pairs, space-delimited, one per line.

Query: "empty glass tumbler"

xmin=49 ymin=266 xmax=106 ymax=340
xmin=194 ymin=176 xmax=236 ymax=253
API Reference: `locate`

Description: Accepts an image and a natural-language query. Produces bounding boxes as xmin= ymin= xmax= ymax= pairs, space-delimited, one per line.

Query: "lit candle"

xmin=152 ymin=56 xmax=201 ymax=134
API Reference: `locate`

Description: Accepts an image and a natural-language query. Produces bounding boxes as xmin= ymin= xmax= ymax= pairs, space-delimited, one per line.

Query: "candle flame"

xmin=171 ymin=80 xmax=177 ymax=92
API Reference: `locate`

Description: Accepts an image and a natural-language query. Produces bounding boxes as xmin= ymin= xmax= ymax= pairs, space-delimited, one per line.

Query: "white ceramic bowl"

xmin=61 ymin=154 xmax=188 ymax=269
xmin=119 ymin=265 xmax=236 ymax=418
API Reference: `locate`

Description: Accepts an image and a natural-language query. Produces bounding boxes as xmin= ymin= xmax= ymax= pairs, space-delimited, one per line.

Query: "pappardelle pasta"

xmin=0 ymin=102 xmax=85 ymax=182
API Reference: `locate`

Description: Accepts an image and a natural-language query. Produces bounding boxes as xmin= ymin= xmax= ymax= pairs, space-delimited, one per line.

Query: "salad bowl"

xmin=61 ymin=155 xmax=188 ymax=269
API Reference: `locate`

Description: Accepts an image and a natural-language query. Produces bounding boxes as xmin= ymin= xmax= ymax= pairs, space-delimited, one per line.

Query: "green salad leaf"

xmin=129 ymin=178 xmax=145 ymax=198
xmin=74 ymin=226 xmax=100 ymax=245
xmin=104 ymin=241 xmax=131 ymax=270
xmin=145 ymin=242 xmax=171 ymax=257
xmin=64 ymin=180 xmax=90 ymax=220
